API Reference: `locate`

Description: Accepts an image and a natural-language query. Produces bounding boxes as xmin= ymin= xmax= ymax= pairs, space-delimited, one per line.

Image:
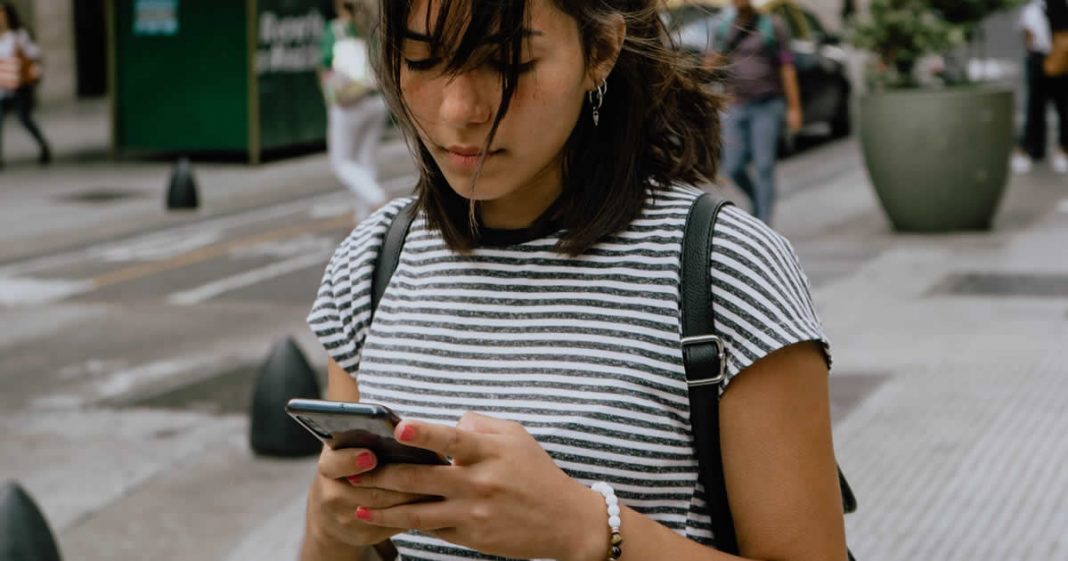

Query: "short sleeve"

xmin=710 ymin=207 xmax=830 ymax=392
xmin=771 ymin=16 xmax=795 ymax=66
xmin=307 ymin=199 xmax=412 ymax=375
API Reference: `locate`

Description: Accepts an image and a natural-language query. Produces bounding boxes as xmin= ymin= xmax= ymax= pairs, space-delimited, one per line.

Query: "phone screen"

xmin=286 ymin=399 xmax=448 ymax=466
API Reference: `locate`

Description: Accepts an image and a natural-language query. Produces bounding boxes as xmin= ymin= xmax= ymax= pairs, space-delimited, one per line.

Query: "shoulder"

xmin=709 ymin=206 xmax=829 ymax=388
xmin=325 ymin=197 xmax=416 ymax=281
xmin=768 ymin=14 xmax=791 ymax=38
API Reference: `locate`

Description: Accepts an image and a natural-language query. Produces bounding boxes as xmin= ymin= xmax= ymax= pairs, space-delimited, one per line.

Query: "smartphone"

xmin=285 ymin=399 xmax=449 ymax=466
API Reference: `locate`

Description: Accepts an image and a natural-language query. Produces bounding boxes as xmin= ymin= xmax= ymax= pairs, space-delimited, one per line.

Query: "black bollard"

xmin=249 ymin=337 xmax=323 ymax=457
xmin=0 ymin=482 xmax=62 ymax=561
xmin=166 ymin=157 xmax=199 ymax=210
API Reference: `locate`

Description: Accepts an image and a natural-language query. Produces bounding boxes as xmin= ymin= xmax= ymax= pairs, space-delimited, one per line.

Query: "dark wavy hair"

xmin=376 ymin=0 xmax=722 ymax=255
xmin=1 ymin=2 xmax=24 ymax=31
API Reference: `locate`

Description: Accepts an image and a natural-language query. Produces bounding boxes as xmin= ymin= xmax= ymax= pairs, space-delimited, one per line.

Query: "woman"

xmin=709 ymin=0 xmax=802 ymax=224
xmin=304 ymin=1 xmax=847 ymax=561
xmin=321 ymin=0 xmax=390 ymax=220
xmin=0 ymin=2 xmax=51 ymax=170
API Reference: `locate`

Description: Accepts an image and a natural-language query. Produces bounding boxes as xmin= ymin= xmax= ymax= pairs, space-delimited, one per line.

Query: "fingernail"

xmin=347 ymin=475 xmax=362 ymax=485
xmin=399 ymin=424 xmax=417 ymax=442
xmin=356 ymin=452 xmax=375 ymax=470
xmin=355 ymin=506 xmax=373 ymax=521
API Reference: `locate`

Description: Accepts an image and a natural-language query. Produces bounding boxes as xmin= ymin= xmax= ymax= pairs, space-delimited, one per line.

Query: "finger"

xmin=394 ymin=419 xmax=489 ymax=464
xmin=345 ymin=484 xmax=430 ymax=509
xmin=318 ymin=447 xmax=379 ymax=479
xmin=455 ymin=411 xmax=519 ymax=435
xmin=355 ymin=500 xmax=456 ymax=532
xmin=358 ymin=463 xmax=458 ymax=497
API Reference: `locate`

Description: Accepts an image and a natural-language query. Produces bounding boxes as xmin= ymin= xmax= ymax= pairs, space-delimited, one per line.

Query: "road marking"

xmin=91 ymin=231 xmax=222 ymax=263
xmin=0 ymin=276 xmax=94 ymax=306
xmin=168 ymin=252 xmax=332 ymax=305
xmin=90 ymin=214 xmax=351 ymax=290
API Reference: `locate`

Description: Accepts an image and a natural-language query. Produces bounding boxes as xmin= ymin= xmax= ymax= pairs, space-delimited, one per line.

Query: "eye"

xmin=403 ymin=57 xmax=442 ymax=72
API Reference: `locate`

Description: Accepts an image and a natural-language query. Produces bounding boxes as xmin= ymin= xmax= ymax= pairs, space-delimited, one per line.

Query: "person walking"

xmin=300 ymin=1 xmax=849 ymax=561
xmin=1013 ymin=0 xmax=1068 ymax=175
xmin=0 ymin=2 xmax=51 ymax=170
xmin=707 ymin=0 xmax=802 ymax=224
xmin=320 ymin=0 xmax=389 ymax=220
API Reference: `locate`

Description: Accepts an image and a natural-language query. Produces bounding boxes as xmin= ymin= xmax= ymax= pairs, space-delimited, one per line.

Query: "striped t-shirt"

xmin=307 ymin=185 xmax=829 ymax=560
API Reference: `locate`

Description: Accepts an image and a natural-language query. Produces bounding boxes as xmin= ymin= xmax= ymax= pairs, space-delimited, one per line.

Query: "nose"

xmin=439 ymin=72 xmax=495 ymax=129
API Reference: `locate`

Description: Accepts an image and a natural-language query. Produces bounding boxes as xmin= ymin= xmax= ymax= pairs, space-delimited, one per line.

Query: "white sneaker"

xmin=1053 ymin=151 xmax=1068 ymax=175
xmin=1011 ymin=152 xmax=1033 ymax=174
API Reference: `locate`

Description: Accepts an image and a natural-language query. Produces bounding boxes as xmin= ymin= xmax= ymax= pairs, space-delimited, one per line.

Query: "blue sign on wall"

xmin=133 ymin=0 xmax=179 ymax=36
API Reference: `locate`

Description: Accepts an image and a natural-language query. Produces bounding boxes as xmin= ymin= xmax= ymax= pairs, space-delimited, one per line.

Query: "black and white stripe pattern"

xmin=308 ymin=185 xmax=829 ymax=560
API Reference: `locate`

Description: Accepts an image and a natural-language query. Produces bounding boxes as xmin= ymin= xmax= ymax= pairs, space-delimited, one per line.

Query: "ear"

xmin=585 ymin=13 xmax=627 ymax=91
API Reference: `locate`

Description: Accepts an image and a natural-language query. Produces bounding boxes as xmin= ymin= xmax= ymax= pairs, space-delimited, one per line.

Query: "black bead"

xmin=611 ymin=546 xmax=623 ymax=558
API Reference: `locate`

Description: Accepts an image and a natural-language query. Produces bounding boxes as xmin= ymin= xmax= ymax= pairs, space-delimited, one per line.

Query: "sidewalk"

xmin=4 ymin=100 xmax=1068 ymax=560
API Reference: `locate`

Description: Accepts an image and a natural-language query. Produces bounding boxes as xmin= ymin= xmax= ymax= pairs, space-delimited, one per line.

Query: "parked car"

xmin=663 ymin=0 xmax=853 ymax=140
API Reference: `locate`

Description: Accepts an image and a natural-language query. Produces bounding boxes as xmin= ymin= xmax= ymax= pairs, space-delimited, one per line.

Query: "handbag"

xmin=369 ymin=195 xmax=858 ymax=560
xmin=1045 ymin=31 xmax=1068 ymax=77
xmin=0 ymin=45 xmax=40 ymax=91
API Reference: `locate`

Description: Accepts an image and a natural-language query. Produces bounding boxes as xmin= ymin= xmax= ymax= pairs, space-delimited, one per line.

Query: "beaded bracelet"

xmin=591 ymin=482 xmax=623 ymax=561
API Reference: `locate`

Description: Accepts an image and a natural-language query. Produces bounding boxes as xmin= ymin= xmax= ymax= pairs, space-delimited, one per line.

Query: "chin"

xmin=444 ymin=175 xmax=513 ymax=203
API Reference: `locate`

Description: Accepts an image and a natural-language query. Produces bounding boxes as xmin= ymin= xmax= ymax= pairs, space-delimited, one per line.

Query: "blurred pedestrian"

xmin=320 ymin=0 xmax=389 ymax=221
xmin=1013 ymin=0 xmax=1068 ymax=175
xmin=0 ymin=2 xmax=51 ymax=170
xmin=301 ymin=1 xmax=847 ymax=561
xmin=708 ymin=0 xmax=802 ymax=224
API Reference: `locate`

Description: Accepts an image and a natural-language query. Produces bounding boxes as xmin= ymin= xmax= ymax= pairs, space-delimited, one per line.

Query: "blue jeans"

xmin=721 ymin=97 xmax=786 ymax=224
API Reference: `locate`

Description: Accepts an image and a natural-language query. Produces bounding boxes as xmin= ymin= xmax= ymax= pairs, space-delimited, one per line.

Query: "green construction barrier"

xmin=109 ymin=0 xmax=327 ymax=163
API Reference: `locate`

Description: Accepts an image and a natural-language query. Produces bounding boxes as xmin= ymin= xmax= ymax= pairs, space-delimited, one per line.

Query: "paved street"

xmin=2 ymin=90 xmax=1068 ymax=561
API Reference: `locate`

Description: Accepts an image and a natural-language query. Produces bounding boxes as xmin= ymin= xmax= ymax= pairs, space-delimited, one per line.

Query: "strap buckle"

xmin=681 ymin=335 xmax=727 ymax=387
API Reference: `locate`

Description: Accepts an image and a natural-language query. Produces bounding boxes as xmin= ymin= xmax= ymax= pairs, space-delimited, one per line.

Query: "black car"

xmin=664 ymin=1 xmax=852 ymax=140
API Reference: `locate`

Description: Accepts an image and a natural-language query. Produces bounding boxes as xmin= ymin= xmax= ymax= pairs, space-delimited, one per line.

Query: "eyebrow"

xmin=403 ymin=29 xmax=544 ymax=43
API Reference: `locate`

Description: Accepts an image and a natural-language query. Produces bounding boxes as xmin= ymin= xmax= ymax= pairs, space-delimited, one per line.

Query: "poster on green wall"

xmin=133 ymin=0 xmax=179 ymax=36
xmin=256 ymin=0 xmax=327 ymax=151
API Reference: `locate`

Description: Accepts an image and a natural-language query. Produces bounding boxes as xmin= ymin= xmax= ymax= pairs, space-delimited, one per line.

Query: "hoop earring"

xmin=588 ymin=79 xmax=608 ymax=127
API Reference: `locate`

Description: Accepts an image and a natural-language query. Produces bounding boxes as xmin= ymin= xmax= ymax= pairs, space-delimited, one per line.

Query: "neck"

xmin=479 ymin=158 xmax=563 ymax=230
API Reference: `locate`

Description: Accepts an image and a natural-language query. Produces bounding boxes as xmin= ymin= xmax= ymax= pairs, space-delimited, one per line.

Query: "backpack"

xmin=715 ymin=11 xmax=778 ymax=55
xmin=369 ymin=193 xmax=857 ymax=558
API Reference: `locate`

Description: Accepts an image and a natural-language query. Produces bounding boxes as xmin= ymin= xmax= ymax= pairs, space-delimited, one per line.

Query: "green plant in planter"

xmin=851 ymin=0 xmax=965 ymax=88
xmin=852 ymin=0 xmax=1025 ymax=88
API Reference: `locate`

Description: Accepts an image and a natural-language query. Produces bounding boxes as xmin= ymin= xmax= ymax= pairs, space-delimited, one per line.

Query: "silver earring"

xmin=588 ymin=79 xmax=608 ymax=127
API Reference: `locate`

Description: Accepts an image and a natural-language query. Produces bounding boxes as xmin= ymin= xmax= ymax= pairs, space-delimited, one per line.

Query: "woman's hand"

xmin=305 ymin=446 xmax=431 ymax=550
xmin=352 ymin=413 xmax=609 ymax=561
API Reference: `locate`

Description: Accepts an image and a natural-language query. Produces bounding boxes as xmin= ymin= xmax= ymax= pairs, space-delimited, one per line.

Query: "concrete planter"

xmin=858 ymin=86 xmax=1014 ymax=232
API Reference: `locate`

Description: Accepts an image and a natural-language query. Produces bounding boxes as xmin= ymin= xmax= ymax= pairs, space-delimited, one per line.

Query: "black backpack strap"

xmin=371 ymin=200 xmax=418 ymax=316
xmin=680 ymin=191 xmax=738 ymax=553
xmin=681 ymin=193 xmax=857 ymax=558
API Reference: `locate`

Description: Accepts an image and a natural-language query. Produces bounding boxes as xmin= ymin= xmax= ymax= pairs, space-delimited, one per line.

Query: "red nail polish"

xmin=347 ymin=475 xmax=362 ymax=485
xmin=356 ymin=452 xmax=375 ymax=470
xmin=355 ymin=507 xmax=373 ymax=521
xmin=399 ymin=425 xmax=417 ymax=442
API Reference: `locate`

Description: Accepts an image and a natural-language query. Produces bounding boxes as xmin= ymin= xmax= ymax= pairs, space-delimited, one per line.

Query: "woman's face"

xmin=400 ymin=0 xmax=596 ymax=228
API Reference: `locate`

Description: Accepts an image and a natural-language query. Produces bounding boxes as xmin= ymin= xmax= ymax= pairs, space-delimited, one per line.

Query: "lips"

xmin=441 ymin=145 xmax=503 ymax=172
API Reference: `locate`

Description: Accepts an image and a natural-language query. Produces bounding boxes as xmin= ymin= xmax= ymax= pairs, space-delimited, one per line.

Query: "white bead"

xmin=609 ymin=515 xmax=622 ymax=528
xmin=608 ymin=505 xmax=620 ymax=516
xmin=606 ymin=495 xmax=618 ymax=506
xmin=592 ymin=482 xmax=609 ymax=493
